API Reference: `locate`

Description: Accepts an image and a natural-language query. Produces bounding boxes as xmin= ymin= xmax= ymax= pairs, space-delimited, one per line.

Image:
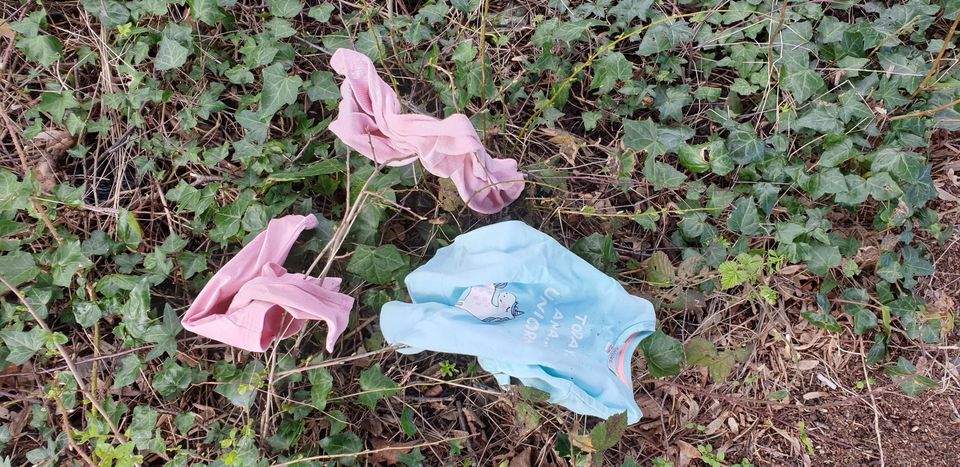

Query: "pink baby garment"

xmin=181 ymin=215 xmax=354 ymax=352
xmin=327 ymin=48 xmax=525 ymax=214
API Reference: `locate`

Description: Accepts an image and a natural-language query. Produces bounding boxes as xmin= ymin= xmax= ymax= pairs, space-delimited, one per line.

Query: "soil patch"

xmin=813 ymin=390 xmax=960 ymax=466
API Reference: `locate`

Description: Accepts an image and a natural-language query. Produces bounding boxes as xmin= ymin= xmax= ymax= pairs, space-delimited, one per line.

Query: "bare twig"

xmin=269 ymin=434 xmax=471 ymax=466
xmin=912 ymin=15 xmax=960 ymax=98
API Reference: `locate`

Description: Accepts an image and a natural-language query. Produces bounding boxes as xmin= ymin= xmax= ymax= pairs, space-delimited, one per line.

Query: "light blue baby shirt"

xmin=380 ymin=221 xmax=657 ymax=424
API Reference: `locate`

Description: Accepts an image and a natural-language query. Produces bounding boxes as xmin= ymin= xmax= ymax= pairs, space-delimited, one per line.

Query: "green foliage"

xmin=1 ymin=0 xmax=956 ymax=463
xmin=639 ymin=331 xmax=684 ymax=377
xmin=357 ymin=364 xmax=399 ymax=409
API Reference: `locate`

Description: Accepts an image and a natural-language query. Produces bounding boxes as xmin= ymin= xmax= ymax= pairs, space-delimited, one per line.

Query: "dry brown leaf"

xmin=928 ymin=290 xmax=956 ymax=315
xmin=542 ymin=128 xmax=582 ymax=165
xmin=796 ymin=360 xmax=819 ymax=371
xmin=368 ymin=439 xmax=415 ymax=465
xmin=507 ymin=447 xmax=533 ymax=467
xmin=676 ymin=440 xmax=701 ymax=466
xmin=727 ymin=416 xmax=740 ymax=434
xmin=34 ymin=157 xmax=57 ymax=192
xmin=33 ymin=128 xmax=76 ymax=158
xmin=637 ymin=394 xmax=662 ymax=419
xmin=0 ymin=21 xmax=14 ymax=41
xmin=704 ymin=411 xmax=729 ymax=435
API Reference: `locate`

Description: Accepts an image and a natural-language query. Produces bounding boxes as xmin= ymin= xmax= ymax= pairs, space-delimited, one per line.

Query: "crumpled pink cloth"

xmin=327 ymin=48 xmax=525 ymax=214
xmin=181 ymin=215 xmax=354 ymax=352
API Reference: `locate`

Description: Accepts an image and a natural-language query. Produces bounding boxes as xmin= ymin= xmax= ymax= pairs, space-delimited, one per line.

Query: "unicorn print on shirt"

xmin=455 ymin=283 xmax=524 ymax=323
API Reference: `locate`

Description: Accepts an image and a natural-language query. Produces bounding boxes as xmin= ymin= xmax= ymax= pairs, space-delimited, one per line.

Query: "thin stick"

xmin=274 ymin=345 xmax=401 ymax=379
xmin=912 ymin=15 xmax=960 ymax=98
xmin=270 ymin=435 xmax=471 ymax=466
xmin=0 ymin=274 xmax=128 ymax=444
xmin=890 ymin=96 xmax=960 ymax=121
xmin=54 ymin=397 xmax=96 ymax=467
xmin=861 ymin=341 xmax=885 ymax=467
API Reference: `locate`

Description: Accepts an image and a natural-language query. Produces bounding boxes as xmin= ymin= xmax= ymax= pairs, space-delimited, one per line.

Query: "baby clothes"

xmin=182 ymin=215 xmax=354 ymax=352
xmin=380 ymin=221 xmax=656 ymax=423
xmin=327 ymin=48 xmax=525 ymax=214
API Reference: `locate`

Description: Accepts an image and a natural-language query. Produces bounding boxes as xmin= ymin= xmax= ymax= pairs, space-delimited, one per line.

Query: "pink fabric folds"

xmin=181 ymin=215 xmax=354 ymax=352
xmin=327 ymin=48 xmax=525 ymax=214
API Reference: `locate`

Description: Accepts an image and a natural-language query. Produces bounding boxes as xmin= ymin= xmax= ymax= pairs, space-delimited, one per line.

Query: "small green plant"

xmin=697 ymin=444 xmax=725 ymax=467
xmin=854 ymin=377 xmax=877 ymax=390
xmin=438 ymin=360 xmax=460 ymax=378
xmin=685 ymin=422 xmax=706 ymax=432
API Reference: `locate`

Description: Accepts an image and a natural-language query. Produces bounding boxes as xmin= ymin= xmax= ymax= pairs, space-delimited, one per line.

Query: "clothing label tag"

xmin=606 ymin=341 xmax=621 ymax=374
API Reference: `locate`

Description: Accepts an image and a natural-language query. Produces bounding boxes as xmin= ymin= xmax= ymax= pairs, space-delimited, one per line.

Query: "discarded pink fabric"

xmin=328 ymin=48 xmax=525 ymax=214
xmin=181 ymin=215 xmax=354 ymax=352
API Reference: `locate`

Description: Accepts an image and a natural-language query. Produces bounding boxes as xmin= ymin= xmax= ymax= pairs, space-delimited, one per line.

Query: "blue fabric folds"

xmin=380 ymin=221 xmax=657 ymax=424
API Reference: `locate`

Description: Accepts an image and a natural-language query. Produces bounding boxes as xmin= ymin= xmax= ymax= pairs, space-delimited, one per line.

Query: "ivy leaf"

xmin=127 ymin=406 xmax=159 ymax=451
xmin=308 ymin=366 xmax=334 ymax=412
xmin=260 ymin=64 xmax=303 ymax=117
xmin=152 ymin=359 xmax=201 ymax=399
xmin=639 ymin=331 xmax=683 ymax=377
xmin=571 ymin=233 xmax=618 ymax=270
xmin=819 ymin=136 xmax=854 ymax=168
xmin=117 ymin=208 xmax=143 ymax=250
xmin=155 ymin=36 xmax=190 ymax=72
xmin=591 ymin=52 xmax=632 ymax=94
xmin=655 ymin=85 xmax=692 ymax=122
xmin=677 ymin=144 xmax=710 ymax=173
xmin=727 ymin=198 xmax=761 ymax=236
xmin=73 ymin=302 xmax=102 ymax=328
xmin=0 ymin=327 xmax=45 ymax=365
xmin=623 ymin=119 xmax=666 ymax=157
xmin=188 ymin=0 xmax=226 ymax=26
xmin=16 ymin=35 xmax=63 ymax=67
xmin=801 ymin=311 xmax=843 ymax=333
xmin=209 ymin=193 xmax=253 ymax=244
xmin=637 ymin=19 xmax=694 ymax=56
xmin=80 ymin=0 xmax=130 ymax=28
xmin=305 ymin=71 xmax=341 ymax=102
xmin=269 ymin=0 xmax=302 ymax=18
xmin=308 ymin=3 xmax=335 ymax=22
xmin=112 ymin=354 xmax=143 ymax=388
xmin=806 ymin=245 xmax=841 ymax=276
xmin=781 ymin=66 xmax=825 ymax=104
xmin=726 ymin=127 xmax=765 ymax=164
xmin=357 ymin=365 xmax=399 ymax=409
xmin=50 ymin=240 xmax=94 ymax=287
xmin=346 ymin=245 xmax=409 ymax=285
xmin=214 ymin=360 xmax=265 ymax=409
xmin=643 ymin=157 xmax=686 ymax=188
xmin=144 ymin=305 xmax=182 ymax=360
xmin=236 ymin=110 xmax=270 ymax=142
xmin=38 ymin=91 xmax=79 ymax=125
xmin=885 ymin=357 xmax=938 ymax=397
xmin=319 ymin=432 xmax=363 ymax=463
xmin=174 ymin=413 xmax=196 ymax=436
xmin=866 ymin=173 xmax=904 ymax=201
xmin=870 ymin=149 xmax=924 ymax=182
xmin=0 ymin=251 xmax=39 ymax=294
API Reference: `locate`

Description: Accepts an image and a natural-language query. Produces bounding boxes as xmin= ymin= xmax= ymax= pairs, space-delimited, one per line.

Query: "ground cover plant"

xmin=0 ymin=0 xmax=959 ymax=465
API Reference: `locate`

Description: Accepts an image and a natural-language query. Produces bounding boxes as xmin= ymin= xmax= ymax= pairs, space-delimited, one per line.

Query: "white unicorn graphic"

xmin=454 ymin=283 xmax=524 ymax=323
